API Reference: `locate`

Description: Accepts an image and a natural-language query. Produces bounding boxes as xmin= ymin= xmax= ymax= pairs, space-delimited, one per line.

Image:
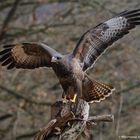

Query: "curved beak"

xmin=51 ymin=56 xmax=57 ymax=63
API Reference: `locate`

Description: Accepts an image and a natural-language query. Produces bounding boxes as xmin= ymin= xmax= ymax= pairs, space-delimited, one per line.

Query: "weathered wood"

xmin=34 ymin=99 xmax=89 ymax=140
xmin=60 ymin=99 xmax=89 ymax=140
xmin=88 ymin=114 xmax=114 ymax=122
xmin=34 ymin=99 xmax=113 ymax=140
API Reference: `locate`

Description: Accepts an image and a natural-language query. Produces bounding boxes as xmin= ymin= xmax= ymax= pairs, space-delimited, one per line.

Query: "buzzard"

xmin=0 ymin=9 xmax=140 ymax=103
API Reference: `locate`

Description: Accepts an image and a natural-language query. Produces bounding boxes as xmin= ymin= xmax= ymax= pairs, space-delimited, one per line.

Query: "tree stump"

xmin=34 ymin=99 xmax=113 ymax=140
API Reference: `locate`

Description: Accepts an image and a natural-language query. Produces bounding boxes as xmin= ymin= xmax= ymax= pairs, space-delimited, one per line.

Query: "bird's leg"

xmin=70 ymin=94 xmax=77 ymax=102
xmin=62 ymin=95 xmax=68 ymax=103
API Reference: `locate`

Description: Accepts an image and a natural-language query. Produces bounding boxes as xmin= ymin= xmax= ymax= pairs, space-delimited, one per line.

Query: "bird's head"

xmin=51 ymin=55 xmax=62 ymax=64
xmin=51 ymin=54 xmax=72 ymax=76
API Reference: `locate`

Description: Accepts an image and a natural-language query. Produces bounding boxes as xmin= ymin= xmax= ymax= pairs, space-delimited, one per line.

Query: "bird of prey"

xmin=0 ymin=9 xmax=140 ymax=103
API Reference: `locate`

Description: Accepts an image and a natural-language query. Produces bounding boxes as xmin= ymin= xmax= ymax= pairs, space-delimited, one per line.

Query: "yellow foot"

xmin=70 ymin=94 xmax=77 ymax=103
xmin=62 ymin=95 xmax=68 ymax=103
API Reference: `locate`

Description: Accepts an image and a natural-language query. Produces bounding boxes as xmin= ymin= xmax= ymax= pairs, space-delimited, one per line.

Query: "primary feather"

xmin=73 ymin=9 xmax=140 ymax=71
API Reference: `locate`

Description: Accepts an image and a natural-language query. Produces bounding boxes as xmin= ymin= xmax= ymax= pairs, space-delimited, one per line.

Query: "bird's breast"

xmin=52 ymin=57 xmax=84 ymax=85
xmin=71 ymin=58 xmax=84 ymax=80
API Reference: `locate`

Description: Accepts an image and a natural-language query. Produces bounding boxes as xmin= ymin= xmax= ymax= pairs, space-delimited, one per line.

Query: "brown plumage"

xmin=82 ymin=76 xmax=114 ymax=103
xmin=0 ymin=42 xmax=60 ymax=69
xmin=0 ymin=9 xmax=140 ymax=103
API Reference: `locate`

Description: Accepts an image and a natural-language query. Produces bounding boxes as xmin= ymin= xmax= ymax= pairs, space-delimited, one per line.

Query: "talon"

xmin=70 ymin=94 xmax=77 ymax=102
xmin=54 ymin=127 xmax=61 ymax=135
xmin=62 ymin=95 xmax=68 ymax=103
xmin=54 ymin=127 xmax=61 ymax=132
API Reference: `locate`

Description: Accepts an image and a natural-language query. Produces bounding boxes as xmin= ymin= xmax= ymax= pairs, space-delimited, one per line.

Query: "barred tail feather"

xmin=82 ymin=76 xmax=115 ymax=103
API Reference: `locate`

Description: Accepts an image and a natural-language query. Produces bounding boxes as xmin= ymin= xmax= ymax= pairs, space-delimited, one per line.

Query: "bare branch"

xmin=0 ymin=113 xmax=13 ymax=121
xmin=0 ymin=0 xmax=21 ymax=41
xmin=88 ymin=114 xmax=114 ymax=123
xmin=116 ymin=81 xmax=140 ymax=94
xmin=0 ymin=85 xmax=52 ymax=106
xmin=0 ymin=1 xmax=39 ymax=11
xmin=16 ymin=131 xmax=37 ymax=140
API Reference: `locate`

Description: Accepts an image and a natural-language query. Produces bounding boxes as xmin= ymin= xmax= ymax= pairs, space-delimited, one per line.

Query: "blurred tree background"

xmin=0 ymin=0 xmax=140 ymax=140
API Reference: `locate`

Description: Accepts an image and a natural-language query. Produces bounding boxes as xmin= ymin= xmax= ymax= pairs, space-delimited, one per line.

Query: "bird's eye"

xmin=57 ymin=56 xmax=61 ymax=60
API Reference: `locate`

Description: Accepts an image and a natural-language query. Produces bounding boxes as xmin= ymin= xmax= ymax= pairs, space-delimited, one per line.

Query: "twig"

xmin=88 ymin=114 xmax=114 ymax=122
xmin=0 ymin=0 xmax=21 ymax=41
xmin=0 ymin=114 xmax=17 ymax=139
xmin=5 ymin=22 xmax=79 ymax=38
xmin=0 ymin=85 xmax=52 ymax=106
xmin=0 ymin=113 xmax=13 ymax=121
xmin=0 ymin=1 xmax=40 ymax=11
xmin=116 ymin=81 xmax=140 ymax=94
xmin=115 ymin=93 xmax=123 ymax=139
xmin=16 ymin=131 xmax=37 ymax=140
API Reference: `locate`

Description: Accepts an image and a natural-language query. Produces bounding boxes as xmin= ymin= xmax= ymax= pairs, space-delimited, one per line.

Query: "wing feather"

xmin=0 ymin=42 xmax=61 ymax=69
xmin=82 ymin=76 xmax=115 ymax=103
xmin=7 ymin=62 xmax=15 ymax=69
xmin=2 ymin=57 xmax=12 ymax=66
xmin=72 ymin=9 xmax=140 ymax=71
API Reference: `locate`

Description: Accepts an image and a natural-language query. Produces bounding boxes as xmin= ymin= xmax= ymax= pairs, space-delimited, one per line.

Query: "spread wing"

xmin=72 ymin=9 xmax=140 ymax=71
xmin=0 ymin=42 xmax=60 ymax=69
